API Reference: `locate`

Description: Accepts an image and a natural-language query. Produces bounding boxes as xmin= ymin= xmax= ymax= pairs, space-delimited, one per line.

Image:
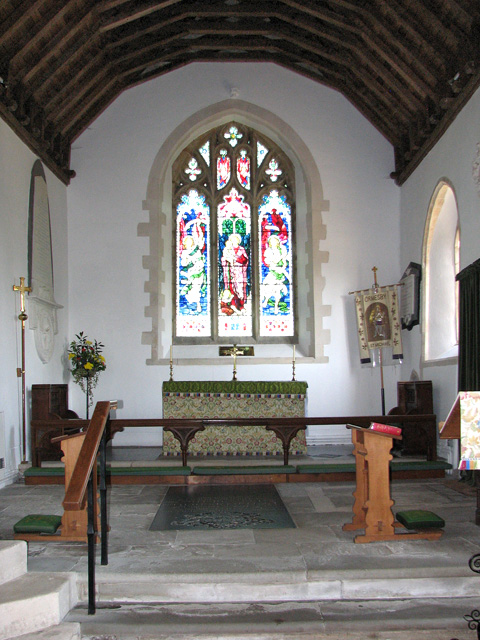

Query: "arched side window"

xmin=173 ymin=122 xmax=295 ymax=343
xmin=423 ymin=181 xmax=460 ymax=361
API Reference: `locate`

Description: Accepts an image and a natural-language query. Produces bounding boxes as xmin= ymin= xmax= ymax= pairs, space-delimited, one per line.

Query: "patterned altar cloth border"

xmin=162 ymin=381 xmax=308 ymax=457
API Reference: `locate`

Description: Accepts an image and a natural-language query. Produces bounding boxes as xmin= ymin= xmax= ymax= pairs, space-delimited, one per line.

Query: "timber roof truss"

xmin=1 ymin=0 xmax=479 ymax=184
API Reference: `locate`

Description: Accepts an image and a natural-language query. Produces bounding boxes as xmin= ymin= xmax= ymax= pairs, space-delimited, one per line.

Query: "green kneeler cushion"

xmin=193 ymin=465 xmax=296 ymax=475
xmin=108 ymin=466 xmax=191 ymax=476
xmin=296 ymin=463 xmax=356 ymax=474
xmin=24 ymin=467 xmax=64 ymax=476
xmin=396 ymin=510 xmax=445 ymax=530
xmin=14 ymin=514 xmax=62 ymax=534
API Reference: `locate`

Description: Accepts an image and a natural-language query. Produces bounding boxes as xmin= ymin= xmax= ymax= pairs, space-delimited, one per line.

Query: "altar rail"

xmin=31 ymin=413 xmax=438 ymax=467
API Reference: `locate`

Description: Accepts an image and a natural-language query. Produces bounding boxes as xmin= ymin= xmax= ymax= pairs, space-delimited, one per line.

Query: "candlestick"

xmin=169 ymin=345 xmax=173 ymax=381
xmin=292 ymin=344 xmax=296 ymax=381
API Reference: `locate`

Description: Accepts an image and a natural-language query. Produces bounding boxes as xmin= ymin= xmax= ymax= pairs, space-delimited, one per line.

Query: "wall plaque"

xmin=28 ymin=161 xmax=62 ymax=363
xmin=400 ymin=262 xmax=421 ymax=331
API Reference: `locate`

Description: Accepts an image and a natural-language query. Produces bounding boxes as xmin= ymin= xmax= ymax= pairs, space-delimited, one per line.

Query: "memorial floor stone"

xmin=149 ymin=484 xmax=296 ymax=531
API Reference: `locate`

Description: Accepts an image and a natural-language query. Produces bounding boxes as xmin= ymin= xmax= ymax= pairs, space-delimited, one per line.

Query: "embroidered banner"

xmin=354 ymin=285 xmax=403 ymax=364
xmin=457 ymin=391 xmax=480 ymax=470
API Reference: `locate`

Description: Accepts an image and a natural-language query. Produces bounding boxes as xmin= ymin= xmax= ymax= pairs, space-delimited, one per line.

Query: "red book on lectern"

xmin=369 ymin=422 xmax=402 ymax=436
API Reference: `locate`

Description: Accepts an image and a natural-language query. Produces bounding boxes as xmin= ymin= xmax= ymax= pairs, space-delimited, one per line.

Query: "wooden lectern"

xmin=343 ymin=424 xmax=443 ymax=543
xmin=15 ymin=431 xmax=99 ymax=542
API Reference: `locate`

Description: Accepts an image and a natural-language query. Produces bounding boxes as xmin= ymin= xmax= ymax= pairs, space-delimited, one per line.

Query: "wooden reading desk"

xmin=343 ymin=424 xmax=443 ymax=543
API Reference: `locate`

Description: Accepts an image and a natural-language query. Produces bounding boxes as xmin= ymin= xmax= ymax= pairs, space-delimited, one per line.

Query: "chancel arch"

xmin=422 ymin=180 xmax=460 ymax=362
xmin=140 ymin=99 xmax=331 ymax=365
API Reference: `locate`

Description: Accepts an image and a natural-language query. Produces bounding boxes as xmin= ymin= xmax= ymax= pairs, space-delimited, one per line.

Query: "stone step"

xmin=0 ymin=572 xmax=78 ymax=640
xmin=75 ymin=569 xmax=480 ymax=604
xmin=8 ymin=622 xmax=81 ymax=640
xmin=66 ymin=598 xmax=478 ymax=640
xmin=76 ymin=634 xmax=474 ymax=640
xmin=0 ymin=540 xmax=26 ymax=586
xmin=77 ymin=635 xmax=475 ymax=640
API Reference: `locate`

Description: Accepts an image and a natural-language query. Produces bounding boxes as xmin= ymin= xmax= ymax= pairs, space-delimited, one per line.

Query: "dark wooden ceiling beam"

xmin=191 ymin=13 xmax=435 ymax=105
xmin=29 ymin=27 xmax=103 ymax=98
xmin=384 ymin=0 xmax=461 ymax=51
xmin=20 ymin=11 xmax=99 ymax=88
xmin=191 ymin=44 xmax=412 ymax=126
xmin=45 ymin=53 xmax=112 ymax=122
xmin=103 ymin=11 xmax=426 ymax=121
xmin=99 ymin=0 xmax=439 ymax=107
xmin=280 ymin=0 xmax=440 ymax=94
xmin=41 ymin=49 xmax=107 ymax=116
xmin=275 ymin=8 xmax=438 ymax=100
xmin=0 ymin=0 xmax=62 ymax=49
xmin=435 ymin=0 xmax=476 ymax=29
xmin=0 ymin=0 xmax=478 ymax=187
xmin=118 ymin=35 xmax=348 ymax=84
xmin=7 ymin=0 xmax=90 ymax=74
xmin=116 ymin=42 xmax=347 ymax=95
xmin=98 ymin=0 xmax=184 ymax=31
xmin=56 ymin=74 xmax=123 ymax=136
xmin=393 ymin=65 xmax=480 ymax=184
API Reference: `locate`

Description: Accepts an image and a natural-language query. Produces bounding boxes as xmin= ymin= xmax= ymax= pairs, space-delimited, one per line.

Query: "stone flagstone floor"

xmin=1 ymin=448 xmax=480 ymax=638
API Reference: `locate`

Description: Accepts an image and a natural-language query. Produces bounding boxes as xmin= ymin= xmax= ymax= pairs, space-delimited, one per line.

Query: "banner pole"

xmin=379 ymin=347 xmax=386 ymax=415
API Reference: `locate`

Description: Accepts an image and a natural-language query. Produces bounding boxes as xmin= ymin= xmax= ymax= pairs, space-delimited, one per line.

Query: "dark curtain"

xmin=457 ymin=258 xmax=480 ymax=392
xmin=456 ymin=258 xmax=480 ymax=497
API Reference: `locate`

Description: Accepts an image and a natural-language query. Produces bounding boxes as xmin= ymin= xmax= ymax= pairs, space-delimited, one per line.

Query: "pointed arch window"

xmin=423 ymin=181 xmax=459 ymax=361
xmin=173 ymin=123 xmax=295 ymax=342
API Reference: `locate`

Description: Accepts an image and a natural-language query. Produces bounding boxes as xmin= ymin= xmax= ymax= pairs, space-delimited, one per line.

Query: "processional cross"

xmin=13 ymin=277 xmax=32 ymax=462
xmin=219 ymin=344 xmax=254 ymax=380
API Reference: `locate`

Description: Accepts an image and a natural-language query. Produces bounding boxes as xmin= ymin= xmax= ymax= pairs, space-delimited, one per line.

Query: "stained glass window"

xmin=218 ymin=188 xmax=252 ymax=336
xmin=217 ymin=149 xmax=231 ymax=190
xmin=237 ymin=150 xmax=250 ymax=189
xmin=185 ymin=157 xmax=201 ymax=181
xmin=258 ymin=190 xmax=293 ymax=336
xmin=257 ymin=142 xmax=268 ymax=167
xmin=176 ymin=190 xmax=210 ymax=337
xmin=225 ymin=125 xmax=243 ymax=147
xmin=266 ymin=158 xmax=282 ymax=182
xmin=199 ymin=141 xmax=210 ymax=166
xmin=173 ymin=123 xmax=295 ymax=342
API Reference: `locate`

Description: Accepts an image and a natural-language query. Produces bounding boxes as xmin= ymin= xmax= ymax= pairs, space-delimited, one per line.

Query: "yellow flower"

xmin=84 ymin=362 xmax=94 ymax=370
xmin=86 ymin=340 xmax=92 ymax=345
xmin=68 ymin=353 xmax=75 ymax=360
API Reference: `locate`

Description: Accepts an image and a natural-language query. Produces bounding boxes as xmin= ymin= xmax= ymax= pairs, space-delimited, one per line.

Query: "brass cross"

xmin=219 ymin=344 xmax=254 ymax=381
xmin=13 ymin=276 xmax=32 ymax=462
xmin=13 ymin=277 xmax=31 ymax=321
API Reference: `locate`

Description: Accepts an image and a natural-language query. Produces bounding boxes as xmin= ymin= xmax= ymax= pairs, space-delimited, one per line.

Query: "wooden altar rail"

xmin=32 ymin=413 xmax=438 ymax=467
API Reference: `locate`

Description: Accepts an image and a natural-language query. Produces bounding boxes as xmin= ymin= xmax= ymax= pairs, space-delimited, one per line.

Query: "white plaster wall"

xmin=399 ymin=85 xmax=480 ymax=424
xmin=68 ymin=62 xmax=401 ymax=446
xmin=0 ymin=120 xmax=69 ymax=484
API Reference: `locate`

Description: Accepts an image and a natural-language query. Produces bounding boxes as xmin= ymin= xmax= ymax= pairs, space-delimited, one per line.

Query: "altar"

xmin=162 ymin=380 xmax=308 ymax=456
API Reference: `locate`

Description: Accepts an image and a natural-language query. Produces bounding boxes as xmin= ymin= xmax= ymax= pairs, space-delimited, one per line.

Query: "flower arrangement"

xmin=68 ymin=332 xmax=106 ymax=418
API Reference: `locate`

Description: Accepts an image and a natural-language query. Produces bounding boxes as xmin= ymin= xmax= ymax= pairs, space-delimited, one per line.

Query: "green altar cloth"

xmin=162 ymin=380 xmax=308 ymax=457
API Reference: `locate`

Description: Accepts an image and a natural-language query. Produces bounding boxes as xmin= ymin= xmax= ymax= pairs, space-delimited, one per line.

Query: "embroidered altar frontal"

xmin=162 ymin=380 xmax=308 ymax=456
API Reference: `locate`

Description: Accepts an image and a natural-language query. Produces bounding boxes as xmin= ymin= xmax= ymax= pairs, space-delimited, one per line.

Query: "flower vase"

xmin=78 ymin=370 xmax=95 ymax=420
xmin=85 ymin=374 xmax=91 ymax=420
